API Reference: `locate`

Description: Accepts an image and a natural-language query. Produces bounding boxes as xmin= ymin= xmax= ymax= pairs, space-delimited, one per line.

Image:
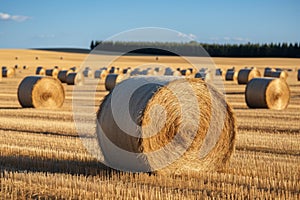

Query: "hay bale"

xmin=58 ymin=70 xmax=72 ymax=83
xmin=225 ymin=70 xmax=238 ymax=81
xmin=122 ymin=68 xmax=132 ymax=74
xmin=109 ymin=66 xmax=119 ymax=74
xmin=45 ymin=68 xmax=59 ymax=78
xmin=97 ymin=76 xmax=236 ymax=173
xmin=94 ymin=69 xmax=108 ymax=79
xmin=83 ymin=69 xmax=93 ymax=78
xmin=130 ymin=68 xmax=141 ymax=76
xmin=180 ymin=69 xmax=191 ymax=76
xmin=164 ymin=67 xmax=174 ymax=76
xmin=298 ymin=69 xmax=300 ymax=81
xmin=237 ymin=68 xmax=261 ymax=84
xmin=36 ymin=66 xmax=45 ymax=75
xmin=245 ymin=78 xmax=290 ymax=110
xmin=14 ymin=65 xmax=18 ymax=69
xmin=66 ymin=72 xmax=84 ymax=85
xmin=264 ymin=67 xmax=276 ymax=77
xmin=268 ymin=70 xmax=288 ymax=80
xmin=105 ymin=74 xmax=123 ymax=91
xmin=195 ymin=72 xmax=206 ymax=80
xmin=23 ymin=65 xmax=28 ymax=70
xmin=2 ymin=67 xmax=15 ymax=78
xmin=215 ymin=68 xmax=223 ymax=76
xmin=17 ymin=76 xmax=65 ymax=108
xmin=69 ymin=66 xmax=77 ymax=72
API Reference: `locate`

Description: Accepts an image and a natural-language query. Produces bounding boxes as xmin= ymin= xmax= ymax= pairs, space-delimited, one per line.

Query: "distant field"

xmin=0 ymin=49 xmax=299 ymax=199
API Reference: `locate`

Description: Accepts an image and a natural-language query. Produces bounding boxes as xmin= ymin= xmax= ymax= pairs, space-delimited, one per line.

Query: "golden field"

xmin=0 ymin=49 xmax=299 ymax=199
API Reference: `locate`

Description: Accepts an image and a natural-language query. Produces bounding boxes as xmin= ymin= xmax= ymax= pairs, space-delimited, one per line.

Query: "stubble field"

xmin=0 ymin=49 xmax=299 ymax=199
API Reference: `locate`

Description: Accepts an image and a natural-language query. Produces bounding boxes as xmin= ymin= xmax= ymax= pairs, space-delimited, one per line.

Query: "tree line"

xmin=90 ymin=40 xmax=300 ymax=58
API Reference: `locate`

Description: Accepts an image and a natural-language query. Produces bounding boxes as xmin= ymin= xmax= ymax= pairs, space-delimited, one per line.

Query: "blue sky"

xmin=0 ymin=0 xmax=299 ymax=48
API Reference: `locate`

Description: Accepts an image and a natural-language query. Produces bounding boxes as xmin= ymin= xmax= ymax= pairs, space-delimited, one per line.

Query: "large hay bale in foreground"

xmin=36 ymin=66 xmax=45 ymax=75
xmin=105 ymin=74 xmax=123 ymax=91
xmin=245 ymin=78 xmax=290 ymax=110
xmin=97 ymin=76 xmax=236 ymax=173
xmin=225 ymin=70 xmax=238 ymax=81
xmin=17 ymin=76 xmax=65 ymax=108
xmin=45 ymin=68 xmax=59 ymax=78
xmin=58 ymin=70 xmax=72 ymax=83
xmin=237 ymin=68 xmax=261 ymax=84
xmin=66 ymin=72 xmax=84 ymax=85
xmin=2 ymin=67 xmax=15 ymax=78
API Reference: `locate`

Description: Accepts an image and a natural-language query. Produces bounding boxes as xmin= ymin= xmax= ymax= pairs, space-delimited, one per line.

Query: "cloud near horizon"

xmin=177 ymin=32 xmax=197 ymax=40
xmin=0 ymin=12 xmax=31 ymax=22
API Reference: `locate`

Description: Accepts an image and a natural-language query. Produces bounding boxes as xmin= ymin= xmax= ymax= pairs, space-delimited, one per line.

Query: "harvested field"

xmin=0 ymin=49 xmax=299 ymax=199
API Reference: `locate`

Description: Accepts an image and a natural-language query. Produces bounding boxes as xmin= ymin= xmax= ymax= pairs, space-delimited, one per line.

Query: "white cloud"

xmin=0 ymin=12 xmax=30 ymax=22
xmin=178 ymin=32 xmax=197 ymax=40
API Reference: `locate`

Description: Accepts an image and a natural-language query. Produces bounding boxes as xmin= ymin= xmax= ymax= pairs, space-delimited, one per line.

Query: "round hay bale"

xmin=97 ymin=76 xmax=236 ymax=173
xmin=237 ymin=68 xmax=261 ymax=84
xmin=69 ymin=66 xmax=77 ymax=72
xmin=298 ymin=69 xmax=300 ymax=81
xmin=45 ymin=68 xmax=60 ymax=78
xmin=122 ymin=68 xmax=132 ymax=74
xmin=109 ymin=66 xmax=118 ymax=74
xmin=94 ymin=69 xmax=108 ymax=79
xmin=17 ymin=76 xmax=65 ymax=109
xmin=195 ymin=72 xmax=206 ymax=80
xmin=264 ymin=67 xmax=276 ymax=77
xmin=268 ymin=70 xmax=288 ymax=80
xmin=130 ymin=68 xmax=141 ymax=76
xmin=36 ymin=66 xmax=45 ymax=75
xmin=180 ymin=69 xmax=191 ymax=76
xmin=23 ymin=65 xmax=28 ymax=70
xmin=58 ymin=70 xmax=72 ymax=83
xmin=225 ymin=70 xmax=238 ymax=81
xmin=2 ymin=67 xmax=15 ymax=78
xmin=172 ymin=70 xmax=181 ymax=76
xmin=215 ymin=68 xmax=222 ymax=76
xmin=105 ymin=73 xmax=123 ymax=91
xmin=66 ymin=72 xmax=84 ymax=85
xmin=164 ymin=67 xmax=174 ymax=76
xmin=245 ymin=78 xmax=290 ymax=110
xmin=83 ymin=69 xmax=93 ymax=78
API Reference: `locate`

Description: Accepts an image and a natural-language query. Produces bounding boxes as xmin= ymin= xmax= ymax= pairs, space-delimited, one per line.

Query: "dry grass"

xmin=0 ymin=49 xmax=299 ymax=199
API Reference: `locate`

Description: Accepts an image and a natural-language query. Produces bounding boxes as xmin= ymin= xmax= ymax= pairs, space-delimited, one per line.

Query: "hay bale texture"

xmin=105 ymin=74 xmax=123 ymax=91
xmin=17 ymin=76 xmax=65 ymax=109
xmin=237 ymin=68 xmax=261 ymax=84
xmin=45 ymin=68 xmax=59 ymax=78
xmin=2 ymin=67 xmax=15 ymax=78
xmin=245 ymin=78 xmax=290 ymax=110
xmin=225 ymin=70 xmax=238 ymax=81
xmin=94 ymin=69 xmax=108 ymax=79
xmin=36 ymin=66 xmax=45 ymax=75
xmin=58 ymin=70 xmax=72 ymax=83
xmin=97 ymin=76 xmax=236 ymax=173
xmin=66 ymin=72 xmax=84 ymax=85
xmin=264 ymin=67 xmax=276 ymax=77
xmin=268 ymin=70 xmax=288 ymax=80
